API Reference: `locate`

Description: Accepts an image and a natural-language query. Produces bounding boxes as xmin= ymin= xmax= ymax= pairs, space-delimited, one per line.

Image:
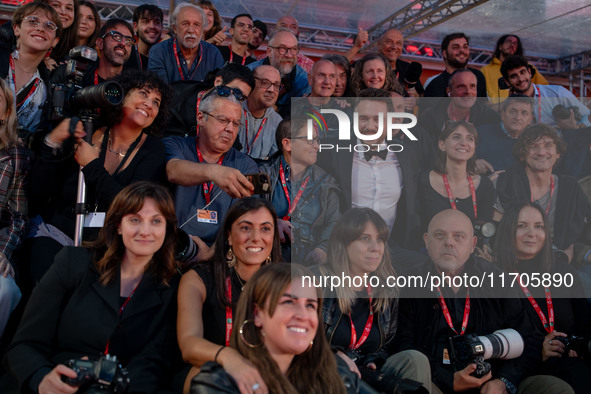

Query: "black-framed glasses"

xmin=101 ymin=30 xmax=135 ymax=46
xmin=255 ymin=77 xmax=283 ymax=92
xmin=201 ymin=111 xmax=242 ymax=128
xmin=22 ymin=16 xmax=58 ymax=32
xmin=291 ymin=136 xmax=320 ymax=145
xmin=234 ymin=21 xmax=254 ymax=31
xmin=204 ymin=85 xmax=247 ymax=102
xmin=269 ymin=46 xmax=299 ymax=56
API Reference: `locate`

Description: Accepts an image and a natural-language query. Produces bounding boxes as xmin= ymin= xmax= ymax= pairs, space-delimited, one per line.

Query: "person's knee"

xmin=518 ymin=375 xmax=574 ymax=394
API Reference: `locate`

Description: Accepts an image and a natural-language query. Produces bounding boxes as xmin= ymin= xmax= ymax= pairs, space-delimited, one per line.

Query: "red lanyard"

xmin=435 ymin=287 xmax=470 ymax=336
xmin=104 ymin=279 xmax=142 ymax=354
xmin=243 ymin=110 xmax=267 ymax=154
xmin=224 ymin=276 xmax=233 ymax=346
xmin=195 ymin=90 xmax=206 ymax=135
xmin=9 ymin=55 xmax=40 ymax=107
xmin=279 ymin=162 xmax=309 ymax=220
xmin=173 ymin=40 xmax=203 ymax=80
xmin=442 ymin=174 xmax=478 ymax=218
xmin=229 ymin=46 xmax=246 ymax=65
xmin=135 ymin=45 xmax=142 ymax=69
xmin=530 ymin=176 xmax=555 ymax=215
xmin=94 ymin=69 xmax=100 ymax=85
xmin=195 ymin=142 xmax=224 ymax=204
xmin=520 ymin=280 xmax=554 ymax=334
xmin=535 ymin=85 xmax=542 ymax=123
xmin=349 ymin=287 xmax=373 ymax=350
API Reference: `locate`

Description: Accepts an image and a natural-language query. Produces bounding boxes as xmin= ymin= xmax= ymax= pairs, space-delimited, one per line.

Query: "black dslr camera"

xmin=474 ymin=220 xmax=496 ymax=251
xmin=552 ymin=104 xmax=583 ymax=123
xmin=51 ymin=46 xmax=123 ymax=122
xmin=555 ymin=335 xmax=591 ymax=357
xmin=448 ymin=329 xmax=524 ymax=378
xmin=63 ymin=355 xmax=130 ymax=393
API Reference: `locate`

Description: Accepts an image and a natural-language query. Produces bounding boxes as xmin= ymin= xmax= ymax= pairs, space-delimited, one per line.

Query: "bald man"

xmin=308 ymin=60 xmax=337 ymax=103
xmin=394 ymin=210 xmax=559 ymax=394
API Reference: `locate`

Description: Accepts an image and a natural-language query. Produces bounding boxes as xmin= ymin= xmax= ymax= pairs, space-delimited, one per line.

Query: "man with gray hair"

xmin=248 ymin=28 xmax=310 ymax=117
xmin=163 ymin=88 xmax=258 ymax=256
xmin=148 ymin=2 xmax=224 ymax=83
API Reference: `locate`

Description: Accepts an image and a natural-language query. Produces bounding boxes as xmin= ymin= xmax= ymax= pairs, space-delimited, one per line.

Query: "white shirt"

xmin=351 ymin=141 xmax=403 ymax=231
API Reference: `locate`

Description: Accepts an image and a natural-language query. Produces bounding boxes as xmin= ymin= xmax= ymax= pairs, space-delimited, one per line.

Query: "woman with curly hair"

xmin=27 ymin=70 xmax=171 ymax=282
xmin=6 ymin=182 xmax=181 ymax=394
xmin=350 ymin=53 xmax=403 ymax=96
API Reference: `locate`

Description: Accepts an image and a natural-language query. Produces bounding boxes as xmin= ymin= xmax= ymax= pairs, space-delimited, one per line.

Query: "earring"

xmin=303 ymin=340 xmax=314 ymax=354
xmin=265 ymin=255 xmax=271 ymax=265
xmin=226 ymin=247 xmax=236 ymax=268
xmin=239 ymin=320 xmax=263 ymax=348
xmin=0 ymin=119 xmax=5 ymax=126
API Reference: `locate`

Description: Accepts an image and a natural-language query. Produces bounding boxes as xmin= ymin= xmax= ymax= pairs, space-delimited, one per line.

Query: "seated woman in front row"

xmin=316 ymin=207 xmax=432 ymax=393
xmin=5 ymin=182 xmax=180 ymax=393
xmin=191 ymin=263 xmax=356 ymax=394
xmin=177 ymin=197 xmax=282 ymax=393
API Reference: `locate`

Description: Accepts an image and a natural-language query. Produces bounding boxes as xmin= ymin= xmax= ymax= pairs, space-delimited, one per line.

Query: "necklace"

xmin=234 ymin=269 xmax=246 ymax=291
xmin=108 ymin=134 xmax=128 ymax=158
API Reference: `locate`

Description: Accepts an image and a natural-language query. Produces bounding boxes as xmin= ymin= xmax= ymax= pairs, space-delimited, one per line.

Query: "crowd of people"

xmin=0 ymin=0 xmax=591 ymax=393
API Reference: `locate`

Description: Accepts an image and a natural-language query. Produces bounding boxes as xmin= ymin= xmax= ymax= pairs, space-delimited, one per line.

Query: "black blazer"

xmin=322 ymin=135 xmax=423 ymax=250
xmin=5 ymin=247 xmax=180 ymax=393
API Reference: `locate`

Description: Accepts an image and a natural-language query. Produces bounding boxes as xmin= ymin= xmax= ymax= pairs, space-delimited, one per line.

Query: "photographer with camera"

xmin=5 ymin=182 xmax=181 ymax=394
xmin=495 ymin=202 xmax=591 ymax=393
xmin=418 ymin=121 xmax=494 ymax=250
xmin=0 ymin=2 xmax=62 ymax=138
xmin=258 ymin=116 xmax=341 ymax=264
xmin=26 ymin=70 xmax=170 ymax=283
xmin=395 ymin=210 xmax=571 ymax=393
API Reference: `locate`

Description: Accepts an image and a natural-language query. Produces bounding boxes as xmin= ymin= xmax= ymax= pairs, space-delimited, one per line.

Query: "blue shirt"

xmin=533 ymin=83 xmax=591 ymax=127
xmin=163 ymin=137 xmax=258 ymax=245
xmin=476 ymin=122 xmax=519 ymax=171
xmin=148 ymin=39 xmax=224 ymax=83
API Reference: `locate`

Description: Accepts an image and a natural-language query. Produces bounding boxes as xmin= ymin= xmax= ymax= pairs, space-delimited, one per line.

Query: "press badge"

xmin=84 ymin=212 xmax=106 ymax=227
xmin=197 ymin=209 xmax=218 ymax=224
xmin=442 ymin=348 xmax=450 ymax=364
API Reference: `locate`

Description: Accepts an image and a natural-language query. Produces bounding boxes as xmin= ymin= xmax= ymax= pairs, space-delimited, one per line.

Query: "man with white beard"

xmin=148 ymin=2 xmax=223 ymax=83
xmin=247 ymin=28 xmax=310 ymax=117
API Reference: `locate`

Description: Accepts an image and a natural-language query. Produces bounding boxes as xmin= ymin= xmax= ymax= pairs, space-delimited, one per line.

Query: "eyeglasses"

xmin=269 ymin=46 xmax=299 ymax=56
xmin=255 ymin=77 xmax=283 ymax=92
xmin=204 ymin=85 xmax=247 ymax=102
xmin=290 ymin=136 xmax=320 ymax=145
xmin=201 ymin=111 xmax=242 ymax=128
xmin=22 ymin=16 xmax=58 ymax=32
xmin=235 ymin=21 xmax=254 ymax=30
xmin=101 ymin=30 xmax=135 ymax=46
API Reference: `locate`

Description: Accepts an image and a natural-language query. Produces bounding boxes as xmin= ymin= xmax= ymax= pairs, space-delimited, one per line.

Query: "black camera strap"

xmin=99 ymin=128 xmax=144 ymax=175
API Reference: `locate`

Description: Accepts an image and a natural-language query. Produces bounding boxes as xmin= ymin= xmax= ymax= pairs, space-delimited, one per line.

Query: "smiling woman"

xmin=350 ymin=53 xmax=402 ymax=96
xmin=27 ymin=70 xmax=172 ymax=283
xmin=6 ymin=182 xmax=181 ymax=393
xmin=177 ymin=197 xmax=282 ymax=394
xmin=418 ymin=120 xmax=494 ymax=238
xmin=191 ymin=263 xmax=348 ymax=394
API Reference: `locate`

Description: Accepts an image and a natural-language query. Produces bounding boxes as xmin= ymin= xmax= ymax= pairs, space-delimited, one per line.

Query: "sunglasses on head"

xmin=204 ymin=85 xmax=247 ymax=102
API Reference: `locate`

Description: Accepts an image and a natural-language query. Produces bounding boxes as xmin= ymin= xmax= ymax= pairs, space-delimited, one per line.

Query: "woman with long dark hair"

xmin=76 ymin=0 xmax=100 ymax=48
xmin=192 ymin=263 xmax=348 ymax=394
xmin=177 ymin=197 xmax=282 ymax=394
xmin=6 ymin=182 xmax=180 ymax=393
xmin=494 ymin=201 xmax=591 ymax=392
xmin=318 ymin=208 xmax=431 ymax=392
xmin=28 ymin=70 xmax=171 ymax=282
xmin=418 ymin=120 xmax=494 ymax=233
xmin=198 ymin=0 xmax=226 ymax=46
